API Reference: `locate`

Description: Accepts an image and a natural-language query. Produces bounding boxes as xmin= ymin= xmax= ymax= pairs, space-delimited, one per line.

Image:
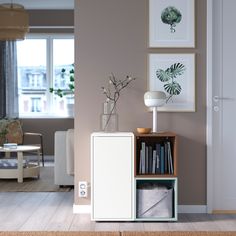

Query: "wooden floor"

xmin=0 ymin=191 xmax=236 ymax=231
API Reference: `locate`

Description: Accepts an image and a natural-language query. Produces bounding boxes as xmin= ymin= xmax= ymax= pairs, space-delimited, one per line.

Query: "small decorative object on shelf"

xmin=101 ymin=73 xmax=136 ymax=132
xmin=136 ymin=127 xmax=151 ymax=134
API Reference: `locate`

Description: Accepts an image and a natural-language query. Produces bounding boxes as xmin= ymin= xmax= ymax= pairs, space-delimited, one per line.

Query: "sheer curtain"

xmin=0 ymin=41 xmax=19 ymax=118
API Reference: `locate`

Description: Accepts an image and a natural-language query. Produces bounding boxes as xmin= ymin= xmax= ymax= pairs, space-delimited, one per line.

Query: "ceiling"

xmin=0 ymin=0 xmax=74 ymax=9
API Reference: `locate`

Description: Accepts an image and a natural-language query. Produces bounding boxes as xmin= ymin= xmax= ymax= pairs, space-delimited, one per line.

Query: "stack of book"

xmin=139 ymin=141 xmax=173 ymax=175
xmin=3 ymin=143 xmax=18 ymax=149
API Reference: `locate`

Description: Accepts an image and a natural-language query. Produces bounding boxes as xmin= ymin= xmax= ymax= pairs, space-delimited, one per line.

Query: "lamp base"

xmin=151 ymin=130 xmax=165 ymax=134
xmin=152 ymin=107 xmax=158 ymax=133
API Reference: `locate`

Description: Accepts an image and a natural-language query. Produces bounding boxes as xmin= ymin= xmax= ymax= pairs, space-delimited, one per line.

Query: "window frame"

xmin=17 ymin=33 xmax=74 ymax=119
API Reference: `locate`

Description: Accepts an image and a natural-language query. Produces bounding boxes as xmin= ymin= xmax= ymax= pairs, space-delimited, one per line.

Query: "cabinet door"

xmin=92 ymin=136 xmax=133 ymax=220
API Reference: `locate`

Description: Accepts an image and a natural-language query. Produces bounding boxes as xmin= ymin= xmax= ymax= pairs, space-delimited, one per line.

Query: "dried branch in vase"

xmin=101 ymin=73 xmax=136 ymax=131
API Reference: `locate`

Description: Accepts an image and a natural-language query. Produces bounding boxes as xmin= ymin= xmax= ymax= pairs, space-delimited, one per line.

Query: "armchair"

xmin=0 ymin=118 xmax=44 ymax=166
xmin=54 ymin=129 xmax=74 ymax=186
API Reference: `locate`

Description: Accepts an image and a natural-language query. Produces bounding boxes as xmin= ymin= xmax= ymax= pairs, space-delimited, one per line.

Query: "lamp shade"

xmin=0 ymin=3 xmax=29 ymax=40
xmin=144 ymin=91 xmax=166 ymax=107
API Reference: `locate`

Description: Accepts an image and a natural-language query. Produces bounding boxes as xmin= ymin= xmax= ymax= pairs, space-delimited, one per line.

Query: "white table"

xmin=0 ymin=145 xmax=40 ymax=183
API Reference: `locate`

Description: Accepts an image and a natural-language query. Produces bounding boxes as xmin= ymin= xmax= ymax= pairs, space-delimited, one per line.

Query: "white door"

xmin=211 ymin=0 xmax=236 ymax=211
xmin=92 ymin=134 xmax=133 ymax=220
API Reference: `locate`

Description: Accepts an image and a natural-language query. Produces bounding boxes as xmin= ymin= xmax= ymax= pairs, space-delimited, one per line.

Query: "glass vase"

xmin=100 ymin=101 xmax=118 ymax=132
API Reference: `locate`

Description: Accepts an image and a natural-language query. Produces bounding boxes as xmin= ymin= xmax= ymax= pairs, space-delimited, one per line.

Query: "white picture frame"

xmin=149 ymin=0 xmax=195 ymax=48
xmin=148 ymin=53 xmax=195 ymax=112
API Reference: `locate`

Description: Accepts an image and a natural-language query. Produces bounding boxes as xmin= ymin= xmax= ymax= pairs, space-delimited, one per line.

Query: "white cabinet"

xmin=91 ymin=132 xmax=134 ymax=221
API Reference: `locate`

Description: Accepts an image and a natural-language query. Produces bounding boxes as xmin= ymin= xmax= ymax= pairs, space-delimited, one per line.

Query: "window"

xmin=17 ymin=35 xmax=74 ymax=118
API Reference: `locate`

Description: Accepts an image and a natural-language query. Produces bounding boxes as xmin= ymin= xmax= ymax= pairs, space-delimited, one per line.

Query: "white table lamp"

xmin=144 ymin=91 xmax=166 ymax=133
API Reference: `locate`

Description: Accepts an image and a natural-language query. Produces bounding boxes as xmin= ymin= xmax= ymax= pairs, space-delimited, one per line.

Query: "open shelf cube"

xmin=135 ymin=132 xmax=177 ymax=177
xmin=135 ymin=177 xmax=177 ymax=221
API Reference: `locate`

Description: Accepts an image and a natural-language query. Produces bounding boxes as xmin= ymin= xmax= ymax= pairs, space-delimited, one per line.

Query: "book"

xmin=160 ymin=145 xmax=165 ymax=174
xmin=139 ymin=149 xmax=142 ymax=174
xmin=167 ymin=141 xmax=174 ymax=174
xmin=141 ymin=148 xmax=145 ymax=174
xmin=168 ymin=147 xmax=171 ymax=174
xmin=156 ymin=153 xmax=160 ymax=174
xmin=145 ymin=146 xmax=149 ymax=173
xmin=3 ymin=143 xmax=17 ymax=149
xmin=152 ymin=150 xmax=156 ymax=174
xmin=164 ymin=142 xmax=168 ymax=174
xmin=141 ymin=142 xmax=146 ymax=174
xmin=148 ymin=146 xmax=153 ymax=174
xmin=155 ymin=143 xmax=161 ymax=174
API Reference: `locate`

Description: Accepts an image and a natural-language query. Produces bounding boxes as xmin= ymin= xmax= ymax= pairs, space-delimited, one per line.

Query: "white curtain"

xmin=0 ymin=41 xmax=19 ymax=118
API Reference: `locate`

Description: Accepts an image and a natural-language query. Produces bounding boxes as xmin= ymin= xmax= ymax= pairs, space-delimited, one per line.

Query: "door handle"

xmin=213 ymin=96 xmax=234 ymax=102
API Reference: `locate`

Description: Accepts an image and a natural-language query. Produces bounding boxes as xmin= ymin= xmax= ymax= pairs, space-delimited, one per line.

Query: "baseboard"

xmin=73 ymin=204 xmax=207 ymax=214
xmin=73 ymin=204 xmax=91 ymax=214
xmin=178 ymin=205 xmax=207 ymax=213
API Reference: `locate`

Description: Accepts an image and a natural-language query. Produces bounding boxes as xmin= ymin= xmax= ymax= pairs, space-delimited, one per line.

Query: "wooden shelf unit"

xmin=135 ymin=132 xmax=177 ymax=177
xmin=134 ymin=132 xmax=178 ymax=221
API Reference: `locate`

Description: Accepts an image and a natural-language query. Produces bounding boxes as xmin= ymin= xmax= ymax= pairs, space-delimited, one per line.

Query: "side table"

xmin=0 ymin=145 xmax=41 ymax=183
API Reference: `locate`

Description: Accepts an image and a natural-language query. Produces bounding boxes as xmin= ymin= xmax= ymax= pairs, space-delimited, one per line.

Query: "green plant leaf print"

xmin=161 ymin=6 xmax=182 ymax=33
xmin=169 ymin=63 xmax=185 ymax=78
xmin=156 ymin=62 xmax=186 ymax=102
xmin=156 ymin=69 xmax=171 ymax=82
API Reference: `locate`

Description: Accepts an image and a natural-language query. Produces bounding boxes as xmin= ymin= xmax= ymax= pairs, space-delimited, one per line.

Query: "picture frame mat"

xmin=149 ymin=0 xmax=195 ymax=48
xmin=148 ymin=53 xmax=196 ymax=112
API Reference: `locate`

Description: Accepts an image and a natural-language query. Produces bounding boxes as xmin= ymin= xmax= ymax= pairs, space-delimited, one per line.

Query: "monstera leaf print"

xmin=156 ymin=62 xmax=186 ymax=102
xmin=156 ymin=69 xmax=171 ymax=82
xmin=164 ymin=81 xmax=182 ymax=95
xmin=169 ymin=63 xmax=185 ymax=78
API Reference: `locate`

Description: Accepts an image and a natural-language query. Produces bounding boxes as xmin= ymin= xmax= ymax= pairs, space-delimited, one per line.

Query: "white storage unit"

xmin=91 ymin=132 xmax=178 ymax=221
xmin=91 ymin=132 xmax=134 ymax=221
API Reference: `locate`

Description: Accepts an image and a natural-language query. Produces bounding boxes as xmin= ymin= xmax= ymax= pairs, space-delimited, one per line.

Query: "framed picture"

xmin=148 ymin=53 xmax=195 ymax=112
xmin=149 ymin=0 xmax=195 ymax=48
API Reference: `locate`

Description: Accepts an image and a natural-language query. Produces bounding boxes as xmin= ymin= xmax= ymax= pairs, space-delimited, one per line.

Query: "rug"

xmin=0 ymin=232 xmax=235 ymax=236
xmin=0 ymin=166 xmax=73 ymax=192
xmin=122 ymin=232 xmax=236 ymax=236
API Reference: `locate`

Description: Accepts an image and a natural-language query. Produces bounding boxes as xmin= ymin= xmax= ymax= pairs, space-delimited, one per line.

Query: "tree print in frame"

xmin=148 ymin=54 xmax=195 ymax=112
xmin=149 ymin=0 xmax=195 ymax=48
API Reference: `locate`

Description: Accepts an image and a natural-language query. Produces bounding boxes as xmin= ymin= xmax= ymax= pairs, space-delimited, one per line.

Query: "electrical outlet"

xmin=78 ymin=181 xmax=88 ymax=198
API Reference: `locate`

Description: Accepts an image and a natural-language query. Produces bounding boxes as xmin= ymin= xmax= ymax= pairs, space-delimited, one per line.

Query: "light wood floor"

xmin=0 ymin=191 xmax=236 ymax=231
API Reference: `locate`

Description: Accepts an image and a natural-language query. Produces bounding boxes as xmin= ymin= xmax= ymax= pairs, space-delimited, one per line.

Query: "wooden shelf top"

xmin=135 ymin=131 xmax=176 ymax=137
xmin=135 ymin=174 xmax=177 ymax=178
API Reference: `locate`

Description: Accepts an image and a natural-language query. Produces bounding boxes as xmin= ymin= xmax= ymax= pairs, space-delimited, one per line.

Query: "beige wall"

xmin=29 ymin=10 xmax=74 ymax=27
xmin=28 ymin=10 xmax=74 ymax=33
xmin=75 ymin=0 xmax=206 ymax=205
xmin=22 ymin=119 xmax=74 ymax=155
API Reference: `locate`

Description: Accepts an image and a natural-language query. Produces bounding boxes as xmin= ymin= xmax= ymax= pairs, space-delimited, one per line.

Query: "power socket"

xmin=78 ymin=181 xmax=88 ymax=198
